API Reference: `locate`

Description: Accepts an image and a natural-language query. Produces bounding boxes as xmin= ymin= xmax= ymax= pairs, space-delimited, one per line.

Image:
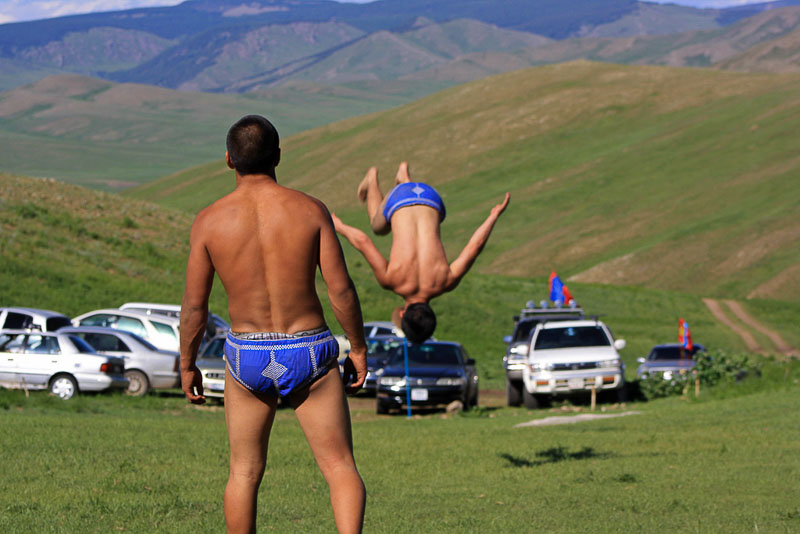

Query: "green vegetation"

xmin=132 ymin=62 xmax=800 ymax=303
xmin=1 ymin=361 xmax=799 ymax=532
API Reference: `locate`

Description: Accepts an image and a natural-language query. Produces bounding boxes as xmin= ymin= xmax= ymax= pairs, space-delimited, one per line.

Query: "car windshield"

xmin=534 ymin=326 xmax=611 ymax=350
xmin=649 ymin=346 xmax=700 ymax=361
xmin=366 ymin=338 xmax=403 ymax=356
xmin=387 ymin=344 xmax=463 ymax=366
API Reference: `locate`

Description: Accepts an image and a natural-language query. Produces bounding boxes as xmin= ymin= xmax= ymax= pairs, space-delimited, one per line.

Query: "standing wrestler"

xmin=332 ymin=162 xmax=509 ymax=343
xmin=180 ymin=115 xmax=368 ymax=534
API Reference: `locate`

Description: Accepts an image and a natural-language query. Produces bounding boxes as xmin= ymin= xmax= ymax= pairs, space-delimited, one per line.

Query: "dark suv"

xmin=502 ymin=304 xmax=584 ymax=406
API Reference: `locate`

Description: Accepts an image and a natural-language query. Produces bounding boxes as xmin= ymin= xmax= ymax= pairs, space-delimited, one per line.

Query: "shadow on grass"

xmin=499 ymin=446 xmax=613 ymax=468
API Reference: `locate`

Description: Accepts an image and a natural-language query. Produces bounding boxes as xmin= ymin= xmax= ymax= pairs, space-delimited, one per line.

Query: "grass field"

xmin=1 ymin=361 xmax=798 ymax=533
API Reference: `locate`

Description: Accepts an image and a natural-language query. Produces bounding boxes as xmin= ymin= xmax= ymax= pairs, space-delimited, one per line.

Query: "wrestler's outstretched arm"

xmin=446 ymin=192 xmax=510 ymax=291
xmin=331 ymin=213 xmax=392 ymax=290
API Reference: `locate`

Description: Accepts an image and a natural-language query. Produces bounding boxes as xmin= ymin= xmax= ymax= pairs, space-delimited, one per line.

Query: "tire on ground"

xmin=125 ymin=369 xmax=150 ymax=397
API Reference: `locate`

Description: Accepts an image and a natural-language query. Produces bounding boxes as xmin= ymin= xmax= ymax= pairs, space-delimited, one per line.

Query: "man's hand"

xmin=491 ymin=193 xmax=510 ymax=219
xmin=341 ymin=349 xmax=367 ymax=395
xmin=181 ymin=364 xmax=206 ymax=405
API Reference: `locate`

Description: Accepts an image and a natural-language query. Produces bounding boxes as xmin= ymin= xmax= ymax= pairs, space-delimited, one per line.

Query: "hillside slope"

xmin=129 ymin=62 xmax=800 ymax=302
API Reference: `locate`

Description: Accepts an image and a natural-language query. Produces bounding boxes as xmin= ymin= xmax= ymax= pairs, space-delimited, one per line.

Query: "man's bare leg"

xmin=224 ymin=370 xmax=278 ymax=534
xmin=290 ymin=368 xmax=365 ymax=534
xmin=356 ymin=166 xmax=391 ymax=235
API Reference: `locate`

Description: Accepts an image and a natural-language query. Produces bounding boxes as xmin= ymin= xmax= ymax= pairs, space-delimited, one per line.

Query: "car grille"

xmin=551 ymin=362 xmax=598 ymax=371
xmin=204 ymin=371 xmax=225 ymax=380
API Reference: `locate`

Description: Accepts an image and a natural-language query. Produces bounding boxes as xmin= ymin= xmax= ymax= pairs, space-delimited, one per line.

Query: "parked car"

xmin=59 ymin=326 xmax=180 ymax=396
xmin=364 ymin=321 xmax=404 ymax=339
xmin=521 ymin=319 xmax=626 ymax=409
xmin=72 ymin=309 xmax=181 ymax=352
xmin=375 ymin=341 xmax=478 ymax=414
xmin=503 ymin=304 xmax=585 ymax=406
xmin=118 ymin=302 xmax=230 ymax=337
xmin=340 ymin=336 xmax=402 ymax=394
xmin=0 ymin=307 xmax=72 ymax=332
xmin=0 ymin=329 xmax=127 ymax=399
xmin=196 ymin=334 xmax=227 ymax=398
xmin=636 ymin=344 xmax=706 ymax=380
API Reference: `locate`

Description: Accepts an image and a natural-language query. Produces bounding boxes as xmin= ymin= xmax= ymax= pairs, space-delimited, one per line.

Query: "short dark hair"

xmin=401 ymin=303 xmax=436 ymax=344
xmin=226 ymin=115 xmax=280 ymax=175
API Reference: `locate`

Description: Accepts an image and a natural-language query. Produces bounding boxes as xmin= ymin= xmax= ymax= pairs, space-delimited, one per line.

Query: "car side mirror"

xmin=502 ymin=335 xmax=512 ymax=344
xmin=614 ymin=339 xmax=626 ymax=351
xmin=466 ymin=358 xmax=476 ymax=366
xmin=636 ymin=357 xmax=645 ymax=364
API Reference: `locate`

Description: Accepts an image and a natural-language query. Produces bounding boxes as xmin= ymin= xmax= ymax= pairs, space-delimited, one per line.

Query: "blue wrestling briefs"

xmin=224 ymin=327 xmax=339 ymax=397
xmin=382 ymin=182 xmax=446 ymax=223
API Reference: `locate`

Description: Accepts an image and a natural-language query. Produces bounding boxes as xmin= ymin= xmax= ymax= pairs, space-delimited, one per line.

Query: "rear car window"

xmin=26 ymin=335 xmax=61 ymax=354
xmin=46 ymin=317 xmax=72 ymax=331
xmin=3 ymin=312 xmax=33 ymax=330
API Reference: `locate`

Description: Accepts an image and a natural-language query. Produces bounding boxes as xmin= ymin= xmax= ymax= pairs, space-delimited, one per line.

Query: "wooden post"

xmin=695 ymin=378 xmax=700 ymax=397
xmin=590 ymin=386 xmax=596 ymax=411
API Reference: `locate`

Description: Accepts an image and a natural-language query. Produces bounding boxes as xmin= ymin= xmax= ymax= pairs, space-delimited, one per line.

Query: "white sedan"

xmin=0 ymin=329 xmax=128 ymax=399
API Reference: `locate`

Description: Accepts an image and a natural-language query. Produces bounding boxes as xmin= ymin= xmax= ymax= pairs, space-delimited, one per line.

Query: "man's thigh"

xmin=224 ymin=370 xmax=278 ymax=469
xmin=290 ymin=369 xmax=356 ymax=464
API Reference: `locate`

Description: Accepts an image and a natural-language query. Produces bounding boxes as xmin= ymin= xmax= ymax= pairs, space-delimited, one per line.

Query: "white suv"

xmin=522 ymin=319 xmax=626 ymax=409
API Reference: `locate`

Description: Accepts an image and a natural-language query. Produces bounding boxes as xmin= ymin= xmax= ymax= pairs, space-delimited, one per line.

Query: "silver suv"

xmin=503 ymin=304 xmax=585 ymax=406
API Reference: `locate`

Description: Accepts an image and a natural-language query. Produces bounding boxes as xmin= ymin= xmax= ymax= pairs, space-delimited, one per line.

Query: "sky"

xmin=0 ymin=0 xmax=780 ymax=25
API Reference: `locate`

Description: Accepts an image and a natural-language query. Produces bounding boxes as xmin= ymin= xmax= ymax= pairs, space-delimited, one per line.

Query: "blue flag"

xmin=549 ymin=271 xmax=565 ymax=303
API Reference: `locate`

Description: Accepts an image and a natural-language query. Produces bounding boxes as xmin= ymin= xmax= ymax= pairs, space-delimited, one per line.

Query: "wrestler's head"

xmin=226 ymin=115 xmax=281 ymax=175
xmin=400 ymin=302 xmax=437 ymax=344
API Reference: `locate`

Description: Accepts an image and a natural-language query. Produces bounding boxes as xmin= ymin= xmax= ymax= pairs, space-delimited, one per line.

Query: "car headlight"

xmin=530 ymin=361 xmax=553 ymax=372
xmin=509 ymin=344 xmax=529 ymax=356
xmin=435 ymin=377 xmax=466 ymax=386
xmin=598 ymin=358 xmax=621 ymax=368
xmin=379 ymin=376 xmax=404 ymax=386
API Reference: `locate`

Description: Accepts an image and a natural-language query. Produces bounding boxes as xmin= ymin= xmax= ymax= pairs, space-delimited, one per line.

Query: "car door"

xmin=18 ymin=334 xmax=62 ymax=386
xmin=0 ymin=333 xmax=26 ymax=383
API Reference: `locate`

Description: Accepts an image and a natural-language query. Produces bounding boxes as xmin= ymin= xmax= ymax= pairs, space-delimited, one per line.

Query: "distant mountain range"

xmin=3 ymin=0 xmax=800 ymax=93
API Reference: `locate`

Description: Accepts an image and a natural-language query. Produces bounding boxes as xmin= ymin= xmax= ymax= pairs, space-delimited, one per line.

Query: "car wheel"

xmin=376 ymin=399 xmax=389 ymax=415
xmin=522 ymin=386 xmax=542 ymax=410
xmin=125 ymin=370 xmax=150 ymax=397
xmin=506 ymin=378 xmax=522 ymax=407
xmin=50 ymin=374 xmax=78 ymax=400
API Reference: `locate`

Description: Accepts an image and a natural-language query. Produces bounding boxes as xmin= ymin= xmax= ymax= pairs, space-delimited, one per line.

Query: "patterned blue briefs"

xmin=224 ymin=328 xmax=339 ymax=397
xmin=382 ymin=182 xmax=446 ymax=223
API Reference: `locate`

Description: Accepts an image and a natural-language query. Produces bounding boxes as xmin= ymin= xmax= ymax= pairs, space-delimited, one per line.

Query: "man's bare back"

xmin=332 ymin=162 xmax=509 ymax=342
xmin=179 ymin=115 xmax=367 ymax=534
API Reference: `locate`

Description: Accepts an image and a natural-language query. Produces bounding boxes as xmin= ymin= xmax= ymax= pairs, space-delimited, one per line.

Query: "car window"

xmin=25 ymin=335 xmax=61 ymax=354
xmin=649 ymin=347 xmax=699 ymax=361
xmin=201 ymin=337 xmax=225 ymax=359
xmin=0 ymin=333 xmax=26 ymax=353
xmin=79 ymin=314 xmax=116 ymax=328
xmin=81 ymin=333 xmax=130 ymax=352
xmin=375 ymin=326 xmax=394 ymax=336
xmin=512 ymin=321 xmax=537 ymax=343
xmin=151 ymin=321 xmax=176 ymax=339
xmin=3 ymin=312 xmax=33 ymax=330
xmin=388 ymin=344 xmax=463 ymax=366
xmin=534 ymin=326 xmax=611 ymax=350
xmin=68 ymin=336 xmax=98 ymax=354
xmin=46 ymin=317 xmax=72 ymax=331
xmin=115 ymin=316 xmax=148 ymax=338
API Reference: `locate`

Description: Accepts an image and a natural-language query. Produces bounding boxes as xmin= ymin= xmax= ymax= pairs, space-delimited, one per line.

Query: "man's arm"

xmin=320 ymin=209 xmax=368 ymax=393
xmin=446 ymin=193 xmax=510 ymax=291
xmin=179 ymin=213 xmax=215 ymax=404
xmin=331 ymin=213 xmax=392 ymax=290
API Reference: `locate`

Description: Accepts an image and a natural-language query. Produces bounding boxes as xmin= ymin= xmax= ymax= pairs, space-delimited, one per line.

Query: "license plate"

xmin=411 ymin=388 xmax=428 ymax=401
xmin=568 ymin=378 xmax=585 ymax=389
xmin=209 ymin=383 xmax=225 ymax=391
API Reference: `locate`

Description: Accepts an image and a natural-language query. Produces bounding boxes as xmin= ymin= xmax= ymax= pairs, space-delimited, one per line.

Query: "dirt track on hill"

xmin=703 ymin=298 xmax=798 ymax=357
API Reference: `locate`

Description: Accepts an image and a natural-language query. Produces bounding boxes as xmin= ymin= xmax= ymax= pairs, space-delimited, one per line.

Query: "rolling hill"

xmin=0 ymin=74 xmax=411 ymax=189
xmin=127 ymin=61 xmax=800 ymax=303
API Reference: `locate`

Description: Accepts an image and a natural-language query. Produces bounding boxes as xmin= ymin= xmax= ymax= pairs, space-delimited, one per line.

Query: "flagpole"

xmin=403 ymin=337 xmax=412 ymax=419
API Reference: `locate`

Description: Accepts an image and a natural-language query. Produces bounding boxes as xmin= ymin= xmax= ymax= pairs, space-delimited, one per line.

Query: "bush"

xmin=639 ymin=349 xmax=763 ymax=400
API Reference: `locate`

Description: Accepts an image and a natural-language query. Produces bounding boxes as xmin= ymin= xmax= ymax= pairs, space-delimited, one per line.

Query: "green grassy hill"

xmin=129 ymin=61 xmax=800 ymax=303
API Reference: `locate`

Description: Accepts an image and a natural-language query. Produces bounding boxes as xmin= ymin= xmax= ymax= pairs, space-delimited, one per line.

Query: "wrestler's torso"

xmin=386 ymin=205 xmax=452 ymax=300
xmin=197 ymin=178 xmax=327 ymax=334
